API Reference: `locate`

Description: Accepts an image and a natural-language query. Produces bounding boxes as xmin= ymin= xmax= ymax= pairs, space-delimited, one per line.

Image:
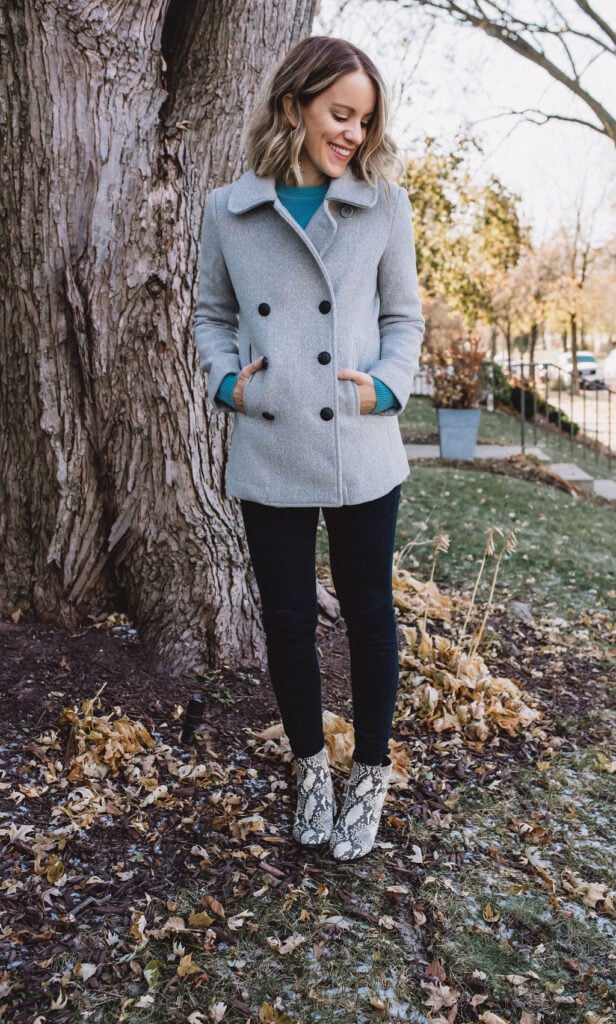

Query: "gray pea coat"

xmin=193 ymin=167 xmax=425 ymax=507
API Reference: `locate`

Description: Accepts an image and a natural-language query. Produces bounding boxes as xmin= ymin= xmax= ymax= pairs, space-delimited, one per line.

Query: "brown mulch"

xmin=0 ymin=606 xmax=611 ymax=808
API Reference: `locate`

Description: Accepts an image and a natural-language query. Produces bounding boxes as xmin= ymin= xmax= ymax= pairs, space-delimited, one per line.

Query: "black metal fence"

xmin=504 ymin=362 xmax=614 ymax=470
xmin=411 ymin=362 xmax=615 ymax=470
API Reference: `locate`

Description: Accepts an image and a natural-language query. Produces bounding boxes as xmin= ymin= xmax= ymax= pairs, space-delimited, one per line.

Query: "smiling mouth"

xmin=329 ymin=143 xmax=352 ymax=159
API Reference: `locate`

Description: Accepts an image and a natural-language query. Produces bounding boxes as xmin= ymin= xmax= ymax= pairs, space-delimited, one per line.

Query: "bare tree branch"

xmin=573 ymin=0 xmax=616 ymax=49
xmin=480 ymin=106 xmax=611 ymax=136
xmin=406 ymin=0 xmax=616 ymax=145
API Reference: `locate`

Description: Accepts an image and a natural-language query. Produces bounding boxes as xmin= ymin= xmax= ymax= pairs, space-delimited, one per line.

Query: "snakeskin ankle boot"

xmin=328 ymin=759 xmax=391 ymax=861
xmin=292 ymin=746 xmax=336 ymax=846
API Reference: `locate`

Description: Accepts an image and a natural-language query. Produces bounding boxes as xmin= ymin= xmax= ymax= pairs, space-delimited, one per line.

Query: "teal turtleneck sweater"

xmin=215 ymin=181 xmax=399 ymax=415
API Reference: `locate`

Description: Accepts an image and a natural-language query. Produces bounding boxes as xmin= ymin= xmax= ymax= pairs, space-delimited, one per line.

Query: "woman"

xmin=194 ymin=36 xmax=424 ymax=861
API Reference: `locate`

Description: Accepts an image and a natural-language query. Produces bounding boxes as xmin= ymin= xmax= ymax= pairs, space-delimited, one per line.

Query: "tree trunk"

xmin=490 ymin=325 xmax=497 ymax=361
xmin=0 ymin=0 xmax=315 ymax=673
xmin=570 ymin=312 xmax=579 ymax=392
xmin=529 ymin=322 xmax=538 ymax=365
xmin=505 ymin=321 xmax=512 ymax=370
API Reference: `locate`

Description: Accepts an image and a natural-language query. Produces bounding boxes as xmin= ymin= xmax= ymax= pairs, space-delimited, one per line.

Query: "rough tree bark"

xmin=0 ymin=0 xmax=315 ymax=672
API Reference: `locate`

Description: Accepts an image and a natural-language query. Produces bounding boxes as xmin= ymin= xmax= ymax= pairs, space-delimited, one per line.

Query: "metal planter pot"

xmin=437 ymin=407 xmax=481 ymax=460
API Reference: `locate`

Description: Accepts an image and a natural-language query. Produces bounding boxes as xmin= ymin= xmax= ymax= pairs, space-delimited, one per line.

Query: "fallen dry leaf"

xmin=425 ymin=959 xmax=447 ymax=982
xmin=188 ymin=911 xmax=214 ymax=930
xmin=561 ymin=869 xmax=615 ymax=916
xmin=266 ymin=932 xmax=305 ymax=954
xmin=176 ymin=953 xmax=200 ymax=978
xmin=392 ymin=567 xmax=452 ymax=621
xmin=483 ymin=903 xmax=501 ymax=922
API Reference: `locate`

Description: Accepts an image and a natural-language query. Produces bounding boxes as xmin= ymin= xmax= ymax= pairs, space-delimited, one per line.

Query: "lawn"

xmin=316 ymin=460 xmax=616 ymax=621
xmin=395 ymin=466 xmax=616 ymax=619
xmin=399 ymin=398 xmax=616 ymax=483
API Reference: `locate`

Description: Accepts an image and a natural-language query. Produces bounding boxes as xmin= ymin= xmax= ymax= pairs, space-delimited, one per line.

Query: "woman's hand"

xmin=337 ymin=369 xmax=377 ymax=414
xmin=233 ymin=356 xmax=268 ymax=413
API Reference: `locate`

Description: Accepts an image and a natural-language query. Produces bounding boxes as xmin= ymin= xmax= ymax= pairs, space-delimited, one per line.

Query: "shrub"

xmin=508 ymin=385 xmax=580 ymax=436
xmin=485 ymin=360 xmax=511 ymax=405
xmin=423 ymin=337 xmax=487 ymax=409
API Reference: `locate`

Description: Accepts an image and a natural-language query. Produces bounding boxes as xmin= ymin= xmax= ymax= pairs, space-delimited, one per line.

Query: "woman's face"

xmin=283 ymin=70 xmax=377 ymax=186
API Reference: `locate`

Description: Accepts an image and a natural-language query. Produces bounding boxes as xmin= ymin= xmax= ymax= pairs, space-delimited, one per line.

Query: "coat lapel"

xmin=303 ymin=200 xmax=338 ymax=256
xmin=227 ymin=167 xmax=379 ymax=259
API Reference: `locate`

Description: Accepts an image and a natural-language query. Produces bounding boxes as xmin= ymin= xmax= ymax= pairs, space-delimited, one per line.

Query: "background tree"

xmin=404 ymin=137 xmax=526 ymax=333
xmin=536 ymin=197 xmax=603 ymax=386
xmin=402 ymin=0 xmax=616 ymax=145
xmin=491 ymin=245 xmax=558 ymax=367
xmin=0 ymin=0 xmax=314 ymax=672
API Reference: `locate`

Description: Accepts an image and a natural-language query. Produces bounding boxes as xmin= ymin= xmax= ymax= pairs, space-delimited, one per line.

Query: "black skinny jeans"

xmin=241 ymin=484 xmax=401 ymax=766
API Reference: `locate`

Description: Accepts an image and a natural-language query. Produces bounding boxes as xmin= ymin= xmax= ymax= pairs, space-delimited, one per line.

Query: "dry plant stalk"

xmin=458 ymin=527 xmax=497 ymax=647
xmin=456 ymin=527 xmax=518 ymax=664
xmin=421 ymin=533 xmax=450 ymax=636
xmin=470 ymin=529 xmax=518 ymax=659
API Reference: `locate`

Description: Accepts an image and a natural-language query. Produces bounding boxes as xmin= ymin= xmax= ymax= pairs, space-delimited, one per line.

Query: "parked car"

xmin=556 ymin=351 xmax=605 ymax=389
xmin=604 ymin=349 xmax=616 ymax=382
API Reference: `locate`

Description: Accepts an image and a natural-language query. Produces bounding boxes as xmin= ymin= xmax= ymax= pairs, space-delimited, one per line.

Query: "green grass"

xmin=395 ymin=466 xmax=616 ymax=617
xmin=400 ymin=397 xmax=616 ymax=482
xmin=422 ymin=749 xmax=616 ymax=1023
xmin=317 ymin=461 xmax=616 ymax=616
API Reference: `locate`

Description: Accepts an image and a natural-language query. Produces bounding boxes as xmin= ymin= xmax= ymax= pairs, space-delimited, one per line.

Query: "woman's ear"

xmin=282 ymin=92 xmax=299 ymax=129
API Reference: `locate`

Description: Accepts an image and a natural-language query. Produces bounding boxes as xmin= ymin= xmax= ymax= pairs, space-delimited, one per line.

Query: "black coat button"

xmin=258 ymin=303 xmax=270 ymax=316
xmin=319 ymin=300 xmax=331 ymax=314
xmin=262 ymin=411 xmax=275 ymax=421
xmin=318 ymin=351 xmax=331 ymax=365
xmin=320 ymin=407 xmax=334 ymax=421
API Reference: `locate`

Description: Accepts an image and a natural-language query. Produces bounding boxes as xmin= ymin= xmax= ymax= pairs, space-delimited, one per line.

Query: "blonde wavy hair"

xmin=244 ymin=36 xmax=402 ymax=187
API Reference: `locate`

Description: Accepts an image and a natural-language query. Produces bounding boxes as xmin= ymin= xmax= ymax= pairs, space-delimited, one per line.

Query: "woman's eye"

xmin=332 ymin=114 xmax=347 ymax=123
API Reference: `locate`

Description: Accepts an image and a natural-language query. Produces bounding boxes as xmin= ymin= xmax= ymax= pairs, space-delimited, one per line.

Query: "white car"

xmin=604 ymin=349 xmax=616 ymax=381
xmin=557 ymin=351 xmax=605 ymax=389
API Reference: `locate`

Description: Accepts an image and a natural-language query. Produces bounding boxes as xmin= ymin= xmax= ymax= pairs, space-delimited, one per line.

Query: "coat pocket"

xmin=242 ymin=368 xmax=265 ymax=417
xmin=337 ymin=378 xmax=360 ymax=417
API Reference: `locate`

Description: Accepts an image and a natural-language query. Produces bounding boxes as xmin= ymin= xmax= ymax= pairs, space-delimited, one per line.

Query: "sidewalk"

xmin=404 ymin=443 xmax=550 ymax=461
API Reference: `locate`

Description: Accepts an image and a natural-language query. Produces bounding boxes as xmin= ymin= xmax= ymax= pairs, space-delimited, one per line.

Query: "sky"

xmin=313 ymin=0 xmax=616 ymax=245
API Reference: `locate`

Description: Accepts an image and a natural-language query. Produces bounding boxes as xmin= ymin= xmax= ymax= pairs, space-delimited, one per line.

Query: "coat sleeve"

xmin=367 ymin=187 xmax=425 ymax=415
xmin=193 ymin=189 xmax=241 ymax=412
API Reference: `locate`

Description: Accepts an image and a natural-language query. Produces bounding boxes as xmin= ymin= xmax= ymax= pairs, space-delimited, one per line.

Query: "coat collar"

xmin=227 ymin=167 xmax=379 ymax=214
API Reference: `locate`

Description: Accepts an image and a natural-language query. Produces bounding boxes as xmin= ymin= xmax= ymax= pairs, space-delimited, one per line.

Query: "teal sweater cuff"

xmin=217 ymin=372 xmax=238 ymax=410
xmin=216 ymin=372 xmax=399 ymax=414
xmin=371 ymin=376 xmax=400 ymax=414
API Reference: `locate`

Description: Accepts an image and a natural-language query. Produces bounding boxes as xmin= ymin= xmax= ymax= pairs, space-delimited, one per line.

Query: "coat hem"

xmin=227 ymin=465 xmax=410 ymax=508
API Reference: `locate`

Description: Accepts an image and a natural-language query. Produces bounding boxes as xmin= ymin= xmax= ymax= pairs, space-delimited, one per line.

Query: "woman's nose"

xmin=343 ymin=120 xmax=363 ymax=145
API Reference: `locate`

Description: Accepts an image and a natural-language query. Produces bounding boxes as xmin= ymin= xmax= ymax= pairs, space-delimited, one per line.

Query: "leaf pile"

xmin=392 ymin=566 xmax=453 ymax=622
xmin=398 ymin=624 xmax=544 ymax=748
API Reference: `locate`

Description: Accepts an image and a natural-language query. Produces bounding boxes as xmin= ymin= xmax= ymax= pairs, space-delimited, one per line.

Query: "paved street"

xmin=541 ymin=383 xmax=616 ymax=452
